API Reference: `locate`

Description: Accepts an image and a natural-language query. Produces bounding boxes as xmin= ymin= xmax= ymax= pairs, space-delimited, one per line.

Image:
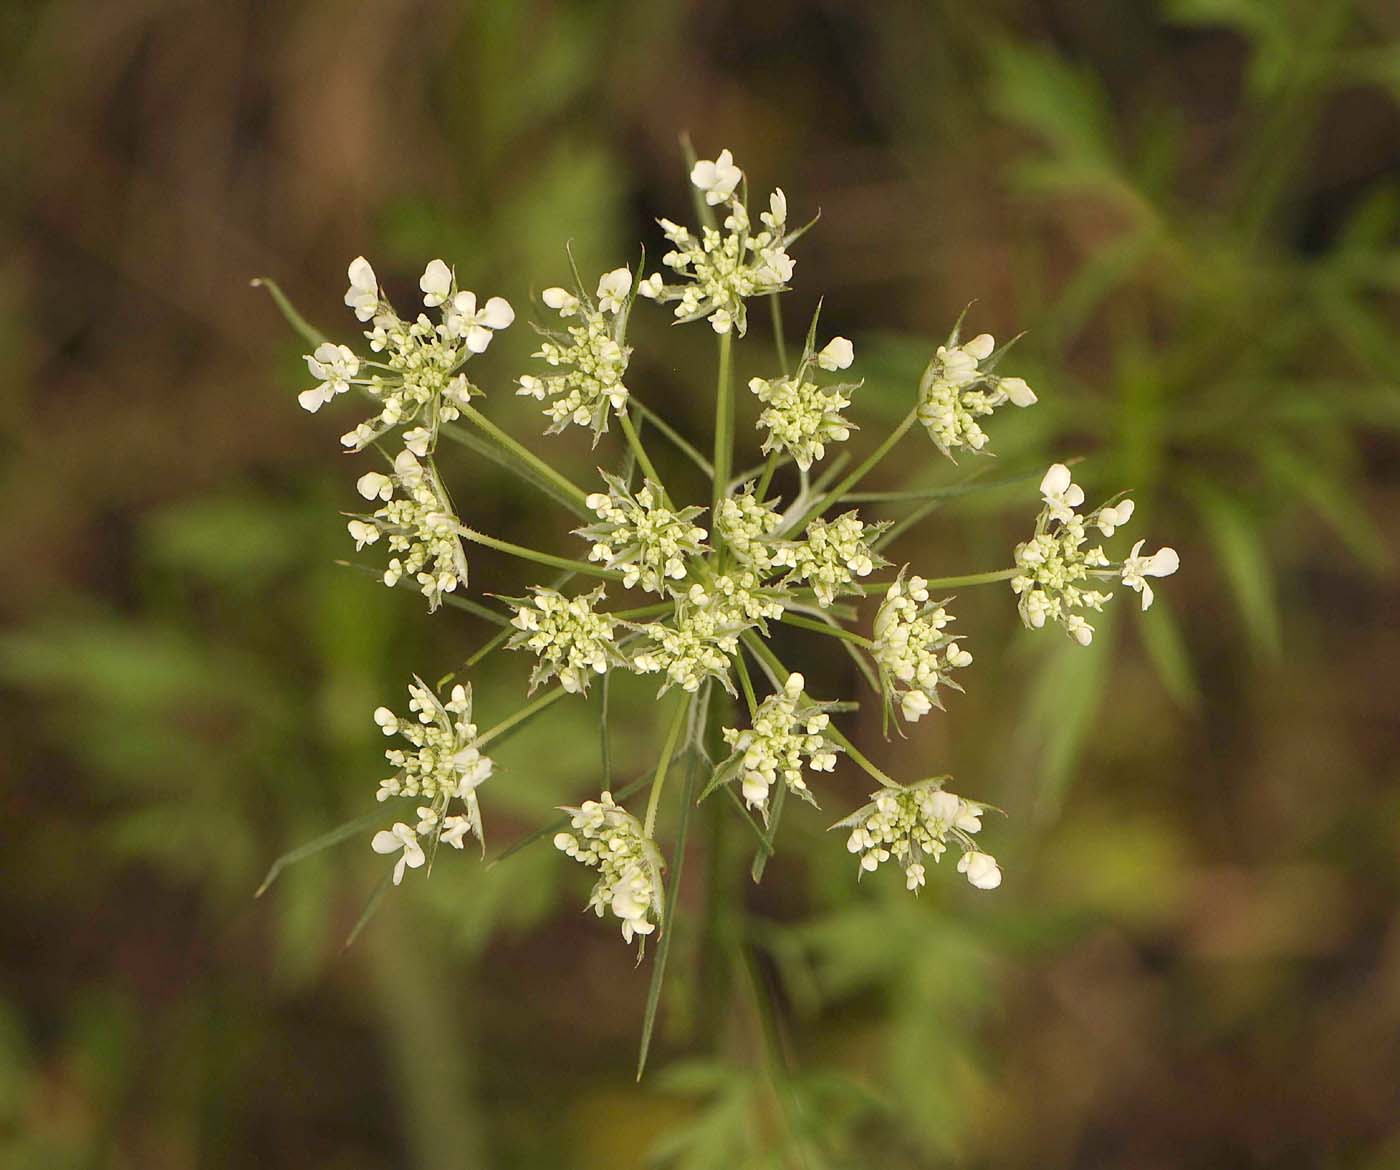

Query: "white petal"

xmin=1000 ymin=376 xmax=1037 ymax=407
xmin=420 ymin=258 xmax=452 ymax=304
xmin=347 ymin=256 xmax=377 ymax=293
xmin=1146 ymin=547 xmax=1180 ymax=577
xmin=480 ymin=296 xmax=514 ymax=329
xmin=1040 ymin=463 xmax=1072 ymax=496
xmin=465 ymin=324 xmax=493 ymax=353
xmin=371 ymin=830 xmax=400 ymax=855
xmin=964 ymin=333 xmax=995 ymax=360
xmin=817 ymin=336 xmax=854 ymax=371
xmin=690 ymin=159 xmax=718 ymax=189
xmin=297 ymin=386 xmax=329 ymax=412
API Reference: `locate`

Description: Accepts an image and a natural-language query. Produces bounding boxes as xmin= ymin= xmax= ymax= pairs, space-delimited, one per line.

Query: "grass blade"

xmin=342 ymin=869 xmax=395 ymax=951
xmin=637 ymin=746 xmax=702 ymax=1081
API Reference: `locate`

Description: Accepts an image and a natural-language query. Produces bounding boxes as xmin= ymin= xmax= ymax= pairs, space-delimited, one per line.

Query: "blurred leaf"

xmin=1138 ymin=593 xmax=1202 ymax=710
xmin=1189 ymin=478 xmax=1283 ymax=655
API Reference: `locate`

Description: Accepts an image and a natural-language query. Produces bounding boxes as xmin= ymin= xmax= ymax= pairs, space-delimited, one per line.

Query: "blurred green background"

xmin=4 ymin=1 xmax=1399 ymax=1167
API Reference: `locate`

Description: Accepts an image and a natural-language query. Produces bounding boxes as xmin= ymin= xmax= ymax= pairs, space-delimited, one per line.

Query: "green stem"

xmin=613 ymin=601 xmax=674 ymax=620
xmin=458 ymin=527 xmax=621 ymax=581
xmin=632 ymin=398 xmax=713 ymax=477
xmin=769 ymin=294 xmax=789 ymax=375
xmin=252 ymin=277 xmax=326 ymax=347
xmin=458 ymin=403 xmax=589 ymax=511
xmin=825 ymin=726 xmax=901 ymax=790
xmin=733 ymin=651 xmax=759 ymax=717
xmin=754 ymin=451 xmax=779 ymax=502
xmin=793 ymin=405 xmax=919 ymax=532
xmin=644 ymin=696 xmax=691 ymax=838
xmin=913 ymin=566 xmax=1019 ymax=590
xmin=438 ymin=422 xmax=589 ymax=519
xmin=712 ymin=330 xmax=735 ymax=516
xmin=740 ymin=631 xmax=898 ymax=790
xmin=777 ymin=611 xmax=873 ymax=648
xmin=465 ymin=626 xmax=512 ymax=668
xmin=619 ymin=409 xmax=668 ymax=497
xmin=477 ymin=686 xmax=567 ymax=750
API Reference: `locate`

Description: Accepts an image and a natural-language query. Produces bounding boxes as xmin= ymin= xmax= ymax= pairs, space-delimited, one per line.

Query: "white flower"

xmin=508 ymin=585 xmax=618 ymax=695
xmin=372 ymin=680 xmax=492 ymax=860
xmin=1096 ymin=499 xmax=1135 ymax=536
xmin=773 ymin=512 xmax=886 ymax=607
xmin=348 ymin=520 xmax=379 ymax=549
xmin=577 ymin=474 xmax=707 ymax=594
xmin=715 ymin=487 xmax=783 ymax=573
xmin=351 ymin=451 xmax=468 ymax=611
xmin=419 ymin=259 xmax=453 ymax=308
xmin=816 ymin=336 xmax=854 ymax=371
xmin=446 ymin=290 xmax=515 ymax=353
xmin=1012 ymin=472 xmax=1174 ymax=642
xmin=299 ymin=342 xmax=360 ymax=412
xmin=835 ymin=779 xmax=995 ymax=893
xmin=917 ymin=326 xmax=1037 ymax=457
xmin=1039 ymin=463 xmax=1085 ymax=523
xmin=637 ymin=273 xmax=664 ymax=299
xmin=554 ymin=791 xmax=664 ymax=948
xmin=749 ymin=372 xmax=854 ymax=471
xmin=595 ymin=268 xmax=632 ymax=314
xmin=542 ymin=286 xmax=580 ymax=317
xmin=690 ymin=148 xmax=742 ymax=205
xmin=871 ymin=570 xmax=972 ymax=726
xmin=372 ymin=822 xmax=425 ymax=885
xmin=963 ymin=333 xmax=994 ymax=360
xmin=439 ymin=815 xmax=473 ymax=849
xmin=344 ymin=256 xmax=379 ymax=322
xmin=958 ymin=850 xmax=1002 ymax=890
xmin=332 ymin=264 xmax=498 ymax=453
xmin=719 ymin=673 xmax=839 ymax=817
xmin=647 ymin=185 xmax=794 ymax=335
xmin=519 ymin=271 xmax=633 ymax=438
xmin=403 ymin=427 xmax=431 ymax=457
xmin=356 ymin=471 xmax=393 ymax=502
xmin=1120 ymin=540 xmax=1180 ymax=610
xmin=999 ymin=376 xmax=1037 ymax=407
xmin=763 ymin=188 xmax=787 ymax=230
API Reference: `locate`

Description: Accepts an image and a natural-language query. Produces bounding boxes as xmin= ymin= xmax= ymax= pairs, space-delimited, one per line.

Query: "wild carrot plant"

xmin=257 ymin=143 xmax=1178 ymax=1073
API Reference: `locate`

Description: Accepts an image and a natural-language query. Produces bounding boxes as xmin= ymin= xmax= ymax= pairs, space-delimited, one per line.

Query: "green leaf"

xmin=1138 ymin=594 xmax=1201 ymax=710
xmin=342 ymin=870 xmax=394 ymax=950
xmin=256 ymin=811 xmax=384 ymax=897
xmin=1189 ymin=479 xmax=1282 ymax=656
